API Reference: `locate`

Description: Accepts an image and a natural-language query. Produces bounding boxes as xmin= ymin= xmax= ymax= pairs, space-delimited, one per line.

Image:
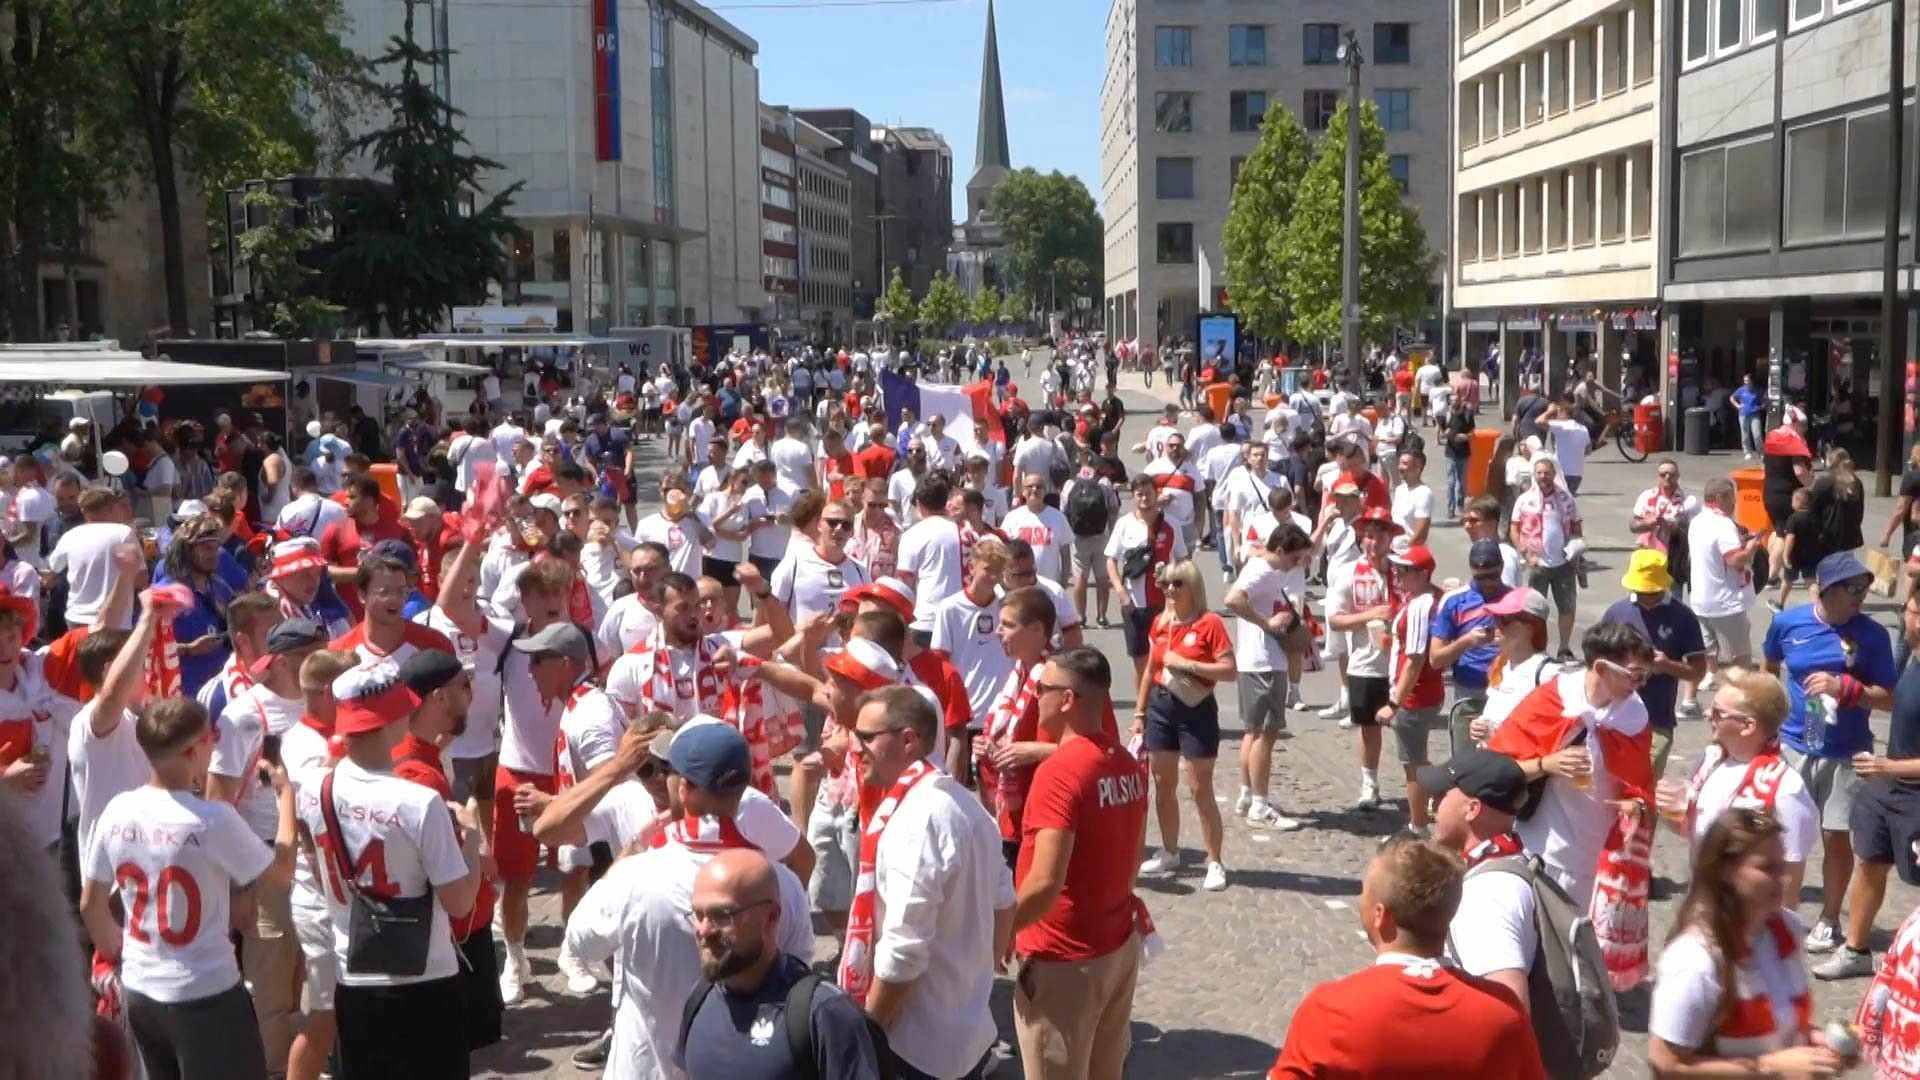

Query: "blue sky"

xmin=718 ymin=0 xmax=1105 ymax=221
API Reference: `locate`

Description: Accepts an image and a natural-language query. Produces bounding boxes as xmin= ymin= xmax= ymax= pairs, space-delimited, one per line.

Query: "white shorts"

xmin=1700 ymin=610 xmax=1753 ymax=661
xmin=806 ymin=788 xmax=859 ymax=915
xmin=292 ymin=895 xmax=338 ymax=1013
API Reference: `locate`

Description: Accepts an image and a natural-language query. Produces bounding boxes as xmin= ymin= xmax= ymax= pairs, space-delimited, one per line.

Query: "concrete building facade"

xmin=1452 ymin=0 xmax=1664 ymax=403
xmin=1102 ymin=0 xmax=1451 ymax=349
xmin=1660 ymin=0 xmax=1917 ymax=438
xmin=873 ymin=126 xmax=954 ymax=299
xmin=758 ymin=106 xmax=801 ymax=330
xmin=336 ymin=0 xmax=767 ymax=332
xmin=29 ymin=185 xmax=212 ymax=346
xmin=795 ymin=109 xmax=880 ymax=320
xmin=784 ymin=111 xmax=854 ymax=343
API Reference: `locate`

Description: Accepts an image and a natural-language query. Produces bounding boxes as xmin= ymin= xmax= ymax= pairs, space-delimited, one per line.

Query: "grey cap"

xmin=510 ymin=622 xmax=593 ymax=665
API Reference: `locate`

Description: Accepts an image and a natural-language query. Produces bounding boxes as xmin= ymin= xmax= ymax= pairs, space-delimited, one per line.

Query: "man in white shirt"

xmin=48 ymin=486 xmax=136 ymax=629
xmin=842 ymin=686 xmax=1013 ymax=1080
xmin=69 ymin=569 xmax=169 ymax=855
xmin=1216 ymin=440 xmax=1287 ymax=572
xmin=920 ymin=414 xmax=962 ymax=473
xmin=1427 ymin=750 xmax=1539 ymax=1012
xmin=1687 ymin=477 xmax=1760 ymax=683
xmin=930 ymin=535 xmax=1016 ymax=752
xmin=633 ymin=474 xmax=710 ymax=576
xmin=895 ymin=475 xmax=965 ymax=632
xmin=1000 ymin=474 xmax=1074 ymax=585
xmin=1544 ymin=400 xmax=1593 ymax=494
xmin=272 ymin=467 xmax=348 ymax=541
xmin=565 ymin=724 xmax=813 ymax=1080
xmin=686 ymin=405 xmax=718 ymax=466
xmin=1011 ymin=417 xmax=1064 ymax=494
xmin=1224 ymin=528 xmax=1311 ymax=830
xmin=595 ymin=542 xmax=667 ymax=660
xmin=1143 ymin=433 xmax=1205 ymax=550
xmin=1391 ymin=449 xmax=1435 ymax=547
xmin=769 ymin=417 xmax=819 ymax=496
xmin=744 ymin=459 xmax=794 ymax=580
xmin=489 ymin=413 xmax=528 ymax=466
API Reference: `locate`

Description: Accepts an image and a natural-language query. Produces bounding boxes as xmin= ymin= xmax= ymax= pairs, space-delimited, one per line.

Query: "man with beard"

xmin=675 ymin=849 xmax=884 ymax=1078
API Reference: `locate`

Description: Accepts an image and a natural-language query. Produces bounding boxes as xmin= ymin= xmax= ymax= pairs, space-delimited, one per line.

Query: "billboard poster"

xmin=593 ymin=0 xmax=620 ymax=161
xmin=1195 ymin=312 xmax=1239 ymax=371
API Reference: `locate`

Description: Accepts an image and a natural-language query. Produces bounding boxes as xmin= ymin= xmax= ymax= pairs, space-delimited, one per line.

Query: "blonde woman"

xmin=1808 ymin=448 xmax=1865 ymax=555
xmin=1135 ymin=560 xmax=1236 ymax=891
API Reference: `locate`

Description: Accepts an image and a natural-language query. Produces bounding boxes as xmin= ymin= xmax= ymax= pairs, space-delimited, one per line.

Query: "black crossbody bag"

xmin=319 ymin=771 xmax=437 ymax=977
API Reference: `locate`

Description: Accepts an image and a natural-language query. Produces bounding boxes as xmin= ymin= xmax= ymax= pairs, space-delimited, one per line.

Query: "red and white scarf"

xmin=977 ymin=661 xmax=1040 ymax=807
xmin=551 ymin=683 xmax=599 ymax=791
xmin=1858 ymin=903 xmax=1920 ymax=1076
xmin=651 ymin=812 xmax=755 ymax=854
xmin=141 ymin=584 xmax=193 ymax=699
xmin=632 ymin=629 xmax=775 ymax=794
xmin=1463 ymin=831 xmax=1525 ymax=868
xmin=1712 ymin=914 xmax=1813 ymax=1057
xmin=1683 ymin=743 xmax=1789 ymax=835
xmin=838 ymin=757 xmax=938 ymax=1005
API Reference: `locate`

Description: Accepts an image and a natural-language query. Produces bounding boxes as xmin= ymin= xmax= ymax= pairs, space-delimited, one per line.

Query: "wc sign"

xmin=592 ymin=0 xmax=620 ymax=161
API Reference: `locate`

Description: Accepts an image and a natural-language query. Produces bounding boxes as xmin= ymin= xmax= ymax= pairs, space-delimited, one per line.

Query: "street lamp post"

xmin=1338 ymin=29 xmax=1365 ymax=392
xmin=1875 ymin=0 xmax=1906 ymax=494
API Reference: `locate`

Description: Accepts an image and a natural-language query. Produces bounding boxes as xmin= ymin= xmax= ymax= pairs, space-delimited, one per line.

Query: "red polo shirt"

xmin=318 ymin=513 xmax=411 ymax=620
xmin=1014 ymin=733 xmax=1148 ymax=962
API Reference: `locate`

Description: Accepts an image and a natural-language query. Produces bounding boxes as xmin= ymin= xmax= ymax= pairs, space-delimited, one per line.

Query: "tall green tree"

xmin=969 ymin=286 xmax=1002 ymax=326
xmin=0 ymin=0 xmax=125 ymax=339
xmin=1000 ymin=289 xmax=1030 ymax=325
xmin=876 ymin=267 xmax=916 ymax=327
xmin=237 ymin=187 xmax=343 ymax=336
xmin=322 ymin=0 xmax=522 ymax=335
xmin=103 ymin=0 xmax=356 ymax=333
xmin=1278 ymin=100 xmax=1435 ymax=345
xmin=1222 ymin=106 xmax=1311 ymax=341
xmin=986 ymin=168 xmax=1102 ymax=308
xmin=917 ymin=272 xmax=963 ymax=339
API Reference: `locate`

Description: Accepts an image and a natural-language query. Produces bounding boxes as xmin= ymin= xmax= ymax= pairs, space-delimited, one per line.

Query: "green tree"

xmin=0 ymin=0 xmax=126 ymax=339
xmin=987 ymin=168 xmax=1102 ymax=308
xmin=237 ymin=187 xmax=343 ymax=336
xmin=321 ymin=0 xmax=522 ymax=335
xmin=969 ymin=286 xmax=1002 ymax=326
xmin=917 ymin=272 xmax=963 ymax=338
xmin=103 ymin=0 xmax=357 ymax=332
xmin=1278 ymin=100 xmax=1435 ymax=345
xmin=1000 ymin=289 xmax=1030 ymax=325
xmin=876 ymin=267 xmax=916 ymax=327
xmin=1222 ymin=105 xmax=1311 ymax=341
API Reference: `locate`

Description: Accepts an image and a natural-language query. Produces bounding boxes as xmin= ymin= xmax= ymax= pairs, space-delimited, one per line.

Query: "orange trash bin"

xmin=370 ymin=462 xmax=402 ymax=507
xmin=1466 ymin=429 xmax=1501 ymax=498
xmin=1730 ymin=468 xmax=1770 ymax=534
xmin=1633 ymin=403 xmax=1664 ymax=453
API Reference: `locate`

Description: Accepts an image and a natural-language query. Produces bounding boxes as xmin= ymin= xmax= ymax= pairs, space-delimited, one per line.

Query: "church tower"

xmin=964 ymin=0 xmax=1011 ymax=228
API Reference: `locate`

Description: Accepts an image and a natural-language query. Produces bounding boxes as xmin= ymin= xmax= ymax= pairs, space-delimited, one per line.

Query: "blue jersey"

xmin=1763 ymin=603 xmax=1897 ymax=757
xmin=1431 ymin=582 xmax=1503 ymax=690
xmin=1601 ymin=598 xmax=1704 ymax=731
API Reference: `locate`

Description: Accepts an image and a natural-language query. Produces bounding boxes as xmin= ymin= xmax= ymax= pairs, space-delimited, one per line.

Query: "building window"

xmin=759 ymin=146 xmax=794 ymax=176
xmin=1787 ymin=108 xmax=1893 ymax=243
xmin=1303 ymin=89 xmax=1340 ymax=132
xmin=649 ymin=3 xmax=674 ymax=224
xmin=550 ymin=228 xmax=571 ymax=282
xmin=1229 ymin=91 xmax=1269 ymax=133
xmin=1156 ymin=223 xmax=1195 ymax=264
xmin=1375 ymin=89 xmax=1411 ymax=131
xmin=1680 ymin=135 xmax=1774 ymax=254
xmin=1374 ymin=23 xmax=1410 ymax=64
xmin=762 ymin=183 xmax=794 ymax=210
xmin=1156 ymin=157 xmax=1195 ymax=199
xmin=1684 ymin=0 xmax=1710 ymax=63
xmin=1388 ymin=154 xmax=1410 ymax=193
xmin=1229 ymin=24 xmax=1266 ymax=66
xmin=1791 ymin=0 xmax=1824 ymax=28
xmin=1155 ymin=26 xmax=1192 ymax=67
xmin=1154 ymin=92 xmax=1194 ymax=133
xmin=1303 ymin=23 xmax=1340 ymax=65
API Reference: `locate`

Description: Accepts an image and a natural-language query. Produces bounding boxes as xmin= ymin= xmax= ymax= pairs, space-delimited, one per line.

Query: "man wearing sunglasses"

xmin=1602 ymin=550 xmax=1707 ymax=779
xmin=1763 ymin=550 xmax=1898 ymax=956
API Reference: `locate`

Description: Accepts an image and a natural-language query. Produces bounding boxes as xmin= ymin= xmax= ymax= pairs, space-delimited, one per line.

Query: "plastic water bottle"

xmin=1804 ymin=692 xmax=1836 ymax=755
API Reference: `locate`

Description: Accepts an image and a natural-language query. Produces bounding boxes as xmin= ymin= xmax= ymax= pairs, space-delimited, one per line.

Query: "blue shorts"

xmin=1143 ymin=685 xmax=1220 ymax=760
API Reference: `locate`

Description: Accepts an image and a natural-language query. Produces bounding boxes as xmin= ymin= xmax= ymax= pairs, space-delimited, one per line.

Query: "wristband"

xmin=1838 ymin=673 xmax=1865 ymax=708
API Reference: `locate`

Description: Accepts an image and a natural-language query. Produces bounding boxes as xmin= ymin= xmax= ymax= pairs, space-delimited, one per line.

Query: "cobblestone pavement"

xmin=477 ymin=367 xmax=1920 ymax=1078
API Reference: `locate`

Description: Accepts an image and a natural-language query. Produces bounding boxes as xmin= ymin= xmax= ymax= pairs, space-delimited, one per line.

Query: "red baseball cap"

xmin=1388 ymin=544 xmax=1436 ymax=572
xmin=331 ymin=666 xmax=421 ymax=736
xmin=839 ymin=577 xmax=915 ymax=621
xmin=1354 ymin=507 xmax=1404 ymax=536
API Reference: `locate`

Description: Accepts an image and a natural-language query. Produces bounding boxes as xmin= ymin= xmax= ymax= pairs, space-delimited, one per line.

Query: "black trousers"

xmin=125 ymin=981 xmax=267 ymax=1080
xmin=334 ymin=976 xmax=470 ymax=1079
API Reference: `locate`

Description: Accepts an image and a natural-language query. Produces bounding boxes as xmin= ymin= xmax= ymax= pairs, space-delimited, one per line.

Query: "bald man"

xmin=675 ymin=850 xmax=882 ymax=1078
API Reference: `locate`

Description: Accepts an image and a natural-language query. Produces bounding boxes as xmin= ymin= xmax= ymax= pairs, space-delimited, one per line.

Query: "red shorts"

xmin=491 ymin=766 xmax=556 ymax=881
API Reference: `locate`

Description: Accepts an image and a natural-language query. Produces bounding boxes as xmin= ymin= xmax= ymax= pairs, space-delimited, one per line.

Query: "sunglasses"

xmin=823 ymin=518 xmax=854 ymax=531
xmin=1708 ymin=705 xmax=1756 ymax=726
xmin=1596 ymin=658 xmax=1650 ymax=686
xmin=1834 ymin=578 xmax=1872 ymax=597
xmin=852 ymin=726 xmax=900 ymax=746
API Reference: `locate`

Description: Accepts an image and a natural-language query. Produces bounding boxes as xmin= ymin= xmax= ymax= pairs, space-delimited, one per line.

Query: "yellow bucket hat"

xmin=1621 ymin=548 xmax=1672 ymax=594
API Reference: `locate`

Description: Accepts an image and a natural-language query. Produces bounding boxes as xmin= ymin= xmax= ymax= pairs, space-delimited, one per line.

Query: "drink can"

xmin=517 ymin=810 xmax=537 ymax=834
xmin=1824 ymin=1021 xmax=1861 ymax=1059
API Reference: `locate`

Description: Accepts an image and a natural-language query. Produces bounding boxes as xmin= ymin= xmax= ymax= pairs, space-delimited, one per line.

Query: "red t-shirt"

xmin=821 ymin=450 xmax=857 ymax=500
xmin=390 ymin=732 xmax=495 ymax=940
xmin=1014 ymin=734 xmax=1149 ymax=961
xmin=518 ymin=464 xmax=556 ymax=497
xmin=414 ymin=513 xmax=464 ymax=602
xmin=907 ymin=650 xmax=972 ymax=735
xmin=851 ymin=444 xmax=896 ymax=480
xmin=1145 ymin=611 xmax=1233 ymax=689
xmin=1340 ymin=470 xmax=1393 ymax=514
xmin=318 ymin=514 xmax=412 ymax=620
xmin=42 ymin=627 xmax=92 ymax=704
xmin=1270 ymin=960 xmax=1546 ymax=1079
xmin=1393 ymin=369 xmax=1415 ymax=394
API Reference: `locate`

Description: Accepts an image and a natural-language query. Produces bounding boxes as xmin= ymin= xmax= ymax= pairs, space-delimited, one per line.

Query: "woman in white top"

xmin=1469 ymin=588 xmax=1561 ymax=742
xmin=1648 ymin=809 xmax=1845 ymax=1076
xmin=257 ymin=432 xmax=292 ymax=524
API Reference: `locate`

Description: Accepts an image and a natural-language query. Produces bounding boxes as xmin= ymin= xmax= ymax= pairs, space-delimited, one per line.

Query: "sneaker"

xmin=1699 ymin=671 xmax=1717 ymax=693
xmin=1555 ymin=649 xmax=1576 ymax=664
xmin=1675 ymin=699 xmax=1702 ymax=720
xmin=1247 ymin=802 xmax=1304 ymax=831
xmin=1286 ymin=686 xmax=1306 ymax=710
xmin=1202 ymin=861 xmax=1229 ymax=891
xmin=1813 ymin=947 xmax=1876 ymax=980
xmin=557 ymin=945 xmax=600 ymax=995
xmin=499 ymin=954 xmax=525 ymax=1006
xmin=1804 ymin=918 xmax=1841 ymax=954
xmin=570 ymin=1028 xmax=614 ymax=1070
xmin=1234 ymin=787 xmax=1253 ymax=817
xmin=1354 ymin=777 xmax=1380 ymax=811
xmin=1139 ymin=848 xmax=1180 ymax=875
xmin=1317 ymin=700 xmax=1348 ymax=721
xmin=1766 ymin=599 xmax=1783 ymax=614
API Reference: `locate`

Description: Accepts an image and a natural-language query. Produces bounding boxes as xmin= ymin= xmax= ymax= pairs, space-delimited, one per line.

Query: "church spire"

xmin=972 ymin=0 xmax=1010 ymax=179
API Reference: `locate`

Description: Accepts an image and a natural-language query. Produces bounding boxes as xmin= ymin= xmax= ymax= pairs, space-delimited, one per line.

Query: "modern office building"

xmin=1101 ymin=1 xmax=1450 ymax=349
xmin=758 ymin=106 xmax=801 ymax=331
xmin=872 ymin=125 xmax=955 ymax=298
xmin=1452 ymin=0 xmax=1663 ymax=404
xmin=1659 ymin=0 xmax=1916 ymax=430
xmin=335 ymin=0 xmax=767 ymax=331
xmin=763 ymin=108 xmax=854 ymax=343
xmin=795 ymin=109 xmax=880 ymax=320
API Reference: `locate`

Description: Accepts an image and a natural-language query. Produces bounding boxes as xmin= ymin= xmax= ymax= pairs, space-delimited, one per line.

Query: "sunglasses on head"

xmin=636 ymin=757 xmax=673 ymax=781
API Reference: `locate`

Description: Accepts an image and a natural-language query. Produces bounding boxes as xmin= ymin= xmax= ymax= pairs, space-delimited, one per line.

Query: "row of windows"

xmin=1457 ymin=149 xmax=1652 ymax=264
xmin=760 ymin=146 xmax=794 ymax=178
xmin=800 ymin=204 xmax=849 ymax=240
xmin=801 ymin=281 xmax=851 ymax=309
xmin=762 ymin=183 xmax=794 ymax=211
xmin=763 ymin=219 xmax=796 ymax=245
xmin=799 ymin=168 xmax=849 ymax=204
xmin=1683 ymin=0 xmax=1872 ymax=69
xmin=805 ymin=242 xmax=851 ymax=274
xmin=1158 ymin=154 xmax=1411 ymax=199
xmin=764 ymin=254 xmax=797 ymax=279
xmin=1153 ymin=89 xmax=1412 ymax=134
xmin=1155 ymin=22 xmax=1412 ymax=68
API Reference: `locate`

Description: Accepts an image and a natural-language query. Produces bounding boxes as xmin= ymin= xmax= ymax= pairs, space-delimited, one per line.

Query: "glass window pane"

xmin=1154 ymin=92 xmax=1193 ymax=132
xmin=1717 ymin=0 xmax=1743 ymax=50
xmin=1156 ymin=223 xmax=1194 ymax=264
xmin=1304 ymin=23 xmax=1339 ymax=64
xmin=1156 ymin=157 xmax=1195 ymax=199
xmin=1847 ymin=109 xmax=1890 ymax=236
xmin=1374 ymin=22 xmax=1411 ymax=64
xmin=1793 ymin=0 xmax=1823 ymax=21
xmin=1156 ymin=27 xmax=1192 ymax=67
xmin=1680 ymin=149 xmax=1725 ymax=255
xmin=1686 ymin=0 xmax=1711 ymax=61
xmin=1724 ymin=138 xmax=1775 ymax=249
xmin=1753 ymin=0 xmax=1779 ymax=36
xmin=1388 ymin=155 xmax=1410 ymax=193
xmin=1786 ymin=119 xmax=1848 ymax=242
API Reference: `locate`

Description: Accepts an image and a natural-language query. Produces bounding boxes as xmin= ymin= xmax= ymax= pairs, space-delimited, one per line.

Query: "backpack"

xmin=1461 ymin=854 xmax=1619 ymax=1080
xmin=678 ymin=972 xmax=898 ymax=1080
xmin=1064 ymin=478 xmax=1110 ymax=537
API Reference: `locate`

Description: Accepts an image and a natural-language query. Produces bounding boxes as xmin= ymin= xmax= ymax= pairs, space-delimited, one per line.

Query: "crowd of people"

xmin=6 ymin=336 xmax=1920 ymax=1080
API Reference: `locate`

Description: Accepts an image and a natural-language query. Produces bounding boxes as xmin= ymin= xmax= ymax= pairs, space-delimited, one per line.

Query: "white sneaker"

xmin=1233 ymin=788 xmax=1253 ymax=817
xmin=557 ymin=945 xmax=600 ymax=995
xmin=1805 ymin=918 xmax=1842 ymax=954
xmin=1247 ymin=802 xmax=1304 ymax=831
xmin=499 ymin=950 xmax=526 ymax=1005
xmin=1317 ymin=698 xmax=1348 ymax=721
xmin=1286 ymin=686 xmax=1306 ymax=710
xmin=1202 ymin=862 xmax=1229 ymax=891
xmin=1354 ymin=777 xmax=1380 ymax=810
xmin=1139 ymin=848 xmax=1180 ymax=875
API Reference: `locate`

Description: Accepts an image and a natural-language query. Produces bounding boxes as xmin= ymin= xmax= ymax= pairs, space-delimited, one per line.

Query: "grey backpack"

xmin=1463 ymin=853 xmax=1619 ymax=1079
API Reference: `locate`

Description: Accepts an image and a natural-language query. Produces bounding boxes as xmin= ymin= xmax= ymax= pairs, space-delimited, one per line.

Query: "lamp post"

xmin=1874 ymin=0 xmax=1906 ymax=494
xmin=1338 ymin=29 xmax=1365 ymax=392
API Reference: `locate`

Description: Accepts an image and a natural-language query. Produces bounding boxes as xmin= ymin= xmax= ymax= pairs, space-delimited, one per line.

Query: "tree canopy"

xmin=1222 ymin=106 xmax=1311 ymax=341
xmin=986 ymin=168 xmax=1102 ymax=311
